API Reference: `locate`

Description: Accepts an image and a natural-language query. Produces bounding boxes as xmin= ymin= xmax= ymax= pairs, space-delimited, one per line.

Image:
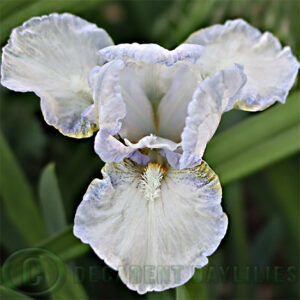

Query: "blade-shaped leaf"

xmin=147 ymin=290 xmax=174 ymax=300
xmin=264 ymin=157 xmax=299 ymax=246
xmin=206 ymin=93 xmax=300 ymax=166
xmin=0 ymin=209 xmax=28 ymax=251
xmin=0 ymin=130 xmax=48 ymax=244
xmin=251 ymin=217 xmax=282 ymax=269
xmin=0 ymin=285 xmax=33 ymax=300
xmin=39 ymin=226 xmax=90 ymax=262
xmin=39 ymin=163 xmax=67 ymax=235
xmin=41 ymin=258 xmax=88 ymax=300
xmin=176 ymin=284 xmax=192 ymax=300
xmin=57 ymin=142 xmax=102 ymax=221
xmin=1 ymin=226 xmax=89 ymax=288
xmin=215 ymin=124 xmax=300 ymax=185
xmin=224 ymin=183 xmax=250 ymax=299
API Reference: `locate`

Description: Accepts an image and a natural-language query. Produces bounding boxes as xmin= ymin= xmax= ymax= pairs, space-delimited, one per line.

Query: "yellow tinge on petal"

xmin=49 ymin=117 xmax=98 ymax=139
xmin=74 ymin=159 xmax=227 ymax=294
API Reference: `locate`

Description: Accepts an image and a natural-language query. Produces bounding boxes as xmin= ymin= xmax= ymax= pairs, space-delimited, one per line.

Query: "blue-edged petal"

xmin=185 ymin=19 xmax=299 ymax=111
xmin=74 ymin=159 xmax=227 ymax=294
xmin=1 ymin=13 xmax=113 ymax=137
xmin=163 ymin=65 xmax=246 ymax=169
xmin=91 ymin=60 xmax=131 ymax=162
xmin=99 ymin=43 xmax=204 ymax=142
xmin=93 ymin=44 xmax=204 ymax=164
xmin=100 ymin=43 xmax=203 ymax=66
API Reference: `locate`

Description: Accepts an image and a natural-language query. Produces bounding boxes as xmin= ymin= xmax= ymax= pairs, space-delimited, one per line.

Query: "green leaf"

xmin=39 ymin=226 xmax=89 ymax=263
xmin=57 ymin=142 xmax=102 ymax=220
xmin=205 ymin=93 xmax=300 ymax=184
xmin=179 ymin=267 xmax=209 ymax=300
xmin=250 ymin=217 xmax=283 ymax=299
xmin=176 ymin=284 xmax=192 ymax=300
xmin=251 ymin=217 xmax=282 ymax=269
xmin=0 ymin=93 xmax=47 ymax=163
xmin=41 ymin=258 xmax=88 ymax=300
xmin=216 ymin=124 xmax=300 ymax=185
xmin=264 ymin=157 xmax=299 ymax=246
xmin=247 ymin=160 xmax=299 ymax=262
xmin=1 ymin=225 xmax=89 ymax=288
xmin=0 ymin=130 xmax=48 ymax=244
xmin=206 ymin=93 xmax=300 ymax=166
xmin=225 ymin=184 xmax=249 ymax=261
xmin=152 ymin=0 xmax=185 ymax=46
xmin=0 ymin=0 xmax=33 ymax=22
xmin=152 ymin=0 xmax=218 ymax=48
xmin=173 ymin=0 xmax=219 ymax=44
xmin=224 ymin=183 xmax=250 ymax=299
xmin=147 ymin=290 xmax=173 ymax=300
xmin=0 ymin=209 xmax=28 ymax=251
xmin=0 ymin=285 xmax=33 ymax=300
xmin=39 ymin=163 xmax=67 ymax=235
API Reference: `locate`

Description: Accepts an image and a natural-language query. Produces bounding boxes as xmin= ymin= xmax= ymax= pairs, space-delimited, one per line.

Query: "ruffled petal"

xmin=95 ymin=130 xmax=180 ymax=164
xmin=93 ymin=45 xmax=204 ymax=164
xmin=91 ymin=59 xmax=157 ymax=143
xmin=185 ymin=19 xmax=299 ymax=111
xmin=93 ymin=58 xmax=245 ymax=168
xmin=124 ymin=135 xmax=179 ymax=151
xmin=74 ymin=159 xmax=227 ymax=294
xmin=1 ymin=13 xmax=113 ymax=137
xmin=98 ymin=43 xmax=204 ymax=142
xmin=99 ymin=43 xmax=203 ymax=66
xmin=177 ymin=65 xmax=246 ymax=169
xmin=91 ymin=60 xmax=161 ymax=163
xmin=91 ymin=60 xmax=133 ymax=162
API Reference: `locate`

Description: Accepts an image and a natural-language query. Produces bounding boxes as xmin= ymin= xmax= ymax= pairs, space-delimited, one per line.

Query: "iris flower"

xmin=1 ymin=13 xmax=298 ymax=294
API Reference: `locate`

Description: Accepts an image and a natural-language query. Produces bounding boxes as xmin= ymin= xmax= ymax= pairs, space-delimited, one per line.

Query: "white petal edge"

xmin=185 ymin=19 xmax=299 ymax=111
xmin=92 ymin=58 xmax=184 ymax=164
xmin=74 ymin=159 xmax=228 ymax=294
xmin=99 ymin=43 xmax=203 ymax=66
xmin=163 ymin=65 xmax=246 ymax=169
xmin=93 ymin=55 xmax=246 ymax=168
xmin=1 ymin=13 xmax=114 ymax=137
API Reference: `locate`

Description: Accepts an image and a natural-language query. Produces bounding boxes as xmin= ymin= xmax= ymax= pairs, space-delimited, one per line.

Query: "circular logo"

xmin=2 ymin=248 xmax=66 ymax=296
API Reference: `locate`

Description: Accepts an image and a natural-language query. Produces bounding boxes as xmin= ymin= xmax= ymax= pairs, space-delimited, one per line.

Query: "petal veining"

xmin=74 ymin=159 xmax=227 ymax=294
xmin=93 ymin=45 xmax=205 ymax=164
xmin=185 ymin=19 xmax=299 ymax=111
xmin=1 ymin=13 xmax=113 ymax=137
xmin=158 ymin=62 xmax=202 ymax=141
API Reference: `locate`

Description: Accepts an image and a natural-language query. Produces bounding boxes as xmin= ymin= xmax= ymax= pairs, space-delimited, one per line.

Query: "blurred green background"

xmin=0 ymin=0 xmax=299 ymax=299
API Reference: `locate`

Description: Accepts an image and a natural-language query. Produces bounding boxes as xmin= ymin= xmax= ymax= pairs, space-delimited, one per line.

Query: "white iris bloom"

xmin=1 ymin=14 xmax=298 ymax=294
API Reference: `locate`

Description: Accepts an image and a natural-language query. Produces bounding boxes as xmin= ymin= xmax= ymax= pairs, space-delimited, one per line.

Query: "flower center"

xmin=118 ymin=60 xmax=201 ymax=143
xmin=139 ymin=163 xmax=167 ymax=202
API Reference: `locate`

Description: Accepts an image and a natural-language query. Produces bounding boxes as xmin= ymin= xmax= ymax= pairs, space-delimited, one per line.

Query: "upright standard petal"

xmin=74 ymin=159 xmax=227 ymax=294
xmin=185 ymin=19 xmax=299 ymax=111
xmin=99 ymin=43 xmax=204 ymax=142
xmin=178 ymin=65 xmax=246 ymax=169
xmin=93 ymin=44 xmax=204 ymax=164
xmin=100 ymin=43 xmax=203 ymax=66
xmin=94 ymin=45 xmax=246 ymax=168
xmin=1 ymin=13 xmax=113 ymax=137
xmin=163 ymin=65 xmax=246 ymax=170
